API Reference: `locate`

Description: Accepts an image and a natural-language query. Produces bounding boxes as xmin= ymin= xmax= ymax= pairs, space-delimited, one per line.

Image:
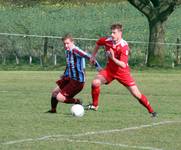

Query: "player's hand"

xmin=97 ymin=67 xmax=103 ymax=72
xmin=90 ymin=56 xmax=96 ymax=65
xmin=107 ymin=49 xmax=115 ymax=60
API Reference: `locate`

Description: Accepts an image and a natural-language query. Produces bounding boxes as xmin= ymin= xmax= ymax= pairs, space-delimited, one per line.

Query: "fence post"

xmin=176 ymin=38 xmax=180 ymax=65
xmin=43 ymin=37 xmax=48 ymax=67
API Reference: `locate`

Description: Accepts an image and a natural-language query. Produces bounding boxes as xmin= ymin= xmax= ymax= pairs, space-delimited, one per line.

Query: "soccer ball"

xmin=71 ymin=104 xmax=84 ymax=117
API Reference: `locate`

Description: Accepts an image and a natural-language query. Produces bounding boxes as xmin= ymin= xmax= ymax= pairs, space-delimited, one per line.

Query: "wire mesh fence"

xmin=0 ymin=33 xmax=180 ymax=68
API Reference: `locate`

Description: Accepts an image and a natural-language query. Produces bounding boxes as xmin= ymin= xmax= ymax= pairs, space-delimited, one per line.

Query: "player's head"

xmin=62 ymin=33 xmax=74 ymax=50
xmin=110 ymin=24 xmax=123 ymax=42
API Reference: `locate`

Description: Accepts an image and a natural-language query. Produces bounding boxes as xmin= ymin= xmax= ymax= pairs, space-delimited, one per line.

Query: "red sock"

xmin=91 ymin=85 xmax=100 ymax=107
xmin=64 ymin=98 xmax=80 ymax=104
xmin=138 ymin=94 xmax=154 ymax=113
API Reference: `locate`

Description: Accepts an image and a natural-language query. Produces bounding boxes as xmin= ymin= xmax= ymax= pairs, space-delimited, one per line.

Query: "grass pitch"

xmin=0 ymin=70 xmax=181 ymax=150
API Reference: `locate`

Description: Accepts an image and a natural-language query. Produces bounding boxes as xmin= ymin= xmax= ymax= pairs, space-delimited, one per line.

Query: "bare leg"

xmin=126 ymin=85 xmax=155 ymax=114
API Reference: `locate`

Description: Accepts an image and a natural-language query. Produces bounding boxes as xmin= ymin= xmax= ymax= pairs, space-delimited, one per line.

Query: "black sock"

xmin=51 ymin=96 xmax=58 ymax=109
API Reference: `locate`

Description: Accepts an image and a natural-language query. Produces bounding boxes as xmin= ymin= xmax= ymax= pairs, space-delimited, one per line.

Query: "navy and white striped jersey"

xmin=63 ymin=45 xmax=101 ymax=82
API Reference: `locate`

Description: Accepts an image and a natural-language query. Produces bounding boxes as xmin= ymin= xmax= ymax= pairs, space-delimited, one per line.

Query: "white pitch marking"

xmin=67 ymin=120 xmax=181 ymax=137
xmin=0 ymin=91 xmax=8 ymax=93
xmin=54 ymin=138 xmax=163 ymax=150
xmin=1 ymin=120 xmax=181 ymax=149
xmin=3 ymin=139 xmax=34 ymax=145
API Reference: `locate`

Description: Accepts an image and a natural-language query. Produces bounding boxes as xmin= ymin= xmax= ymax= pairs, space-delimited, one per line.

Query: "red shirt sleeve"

xmin=96 ymin=37 xmax=107 ymax=46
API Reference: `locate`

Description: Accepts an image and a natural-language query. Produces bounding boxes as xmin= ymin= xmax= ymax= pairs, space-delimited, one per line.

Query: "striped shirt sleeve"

xmin=73 ymin=48 xmax=102 ymax=71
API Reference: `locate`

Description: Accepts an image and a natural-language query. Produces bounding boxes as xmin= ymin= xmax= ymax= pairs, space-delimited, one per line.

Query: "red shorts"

xmin=56 ymin=77 xmax=84 ymax=98
xmin=99 ymin=68 xmax=135 ymax=87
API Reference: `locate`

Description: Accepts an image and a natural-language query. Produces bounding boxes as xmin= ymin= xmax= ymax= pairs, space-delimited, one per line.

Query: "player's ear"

xmin=70 ymin=38 xmax=74 ymax=44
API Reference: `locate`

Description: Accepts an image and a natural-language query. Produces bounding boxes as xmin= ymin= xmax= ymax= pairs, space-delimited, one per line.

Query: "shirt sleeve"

xmin=73 ymin=48 xmax=102 ymax=71
xmin=82 ymin=58 xmax=86 ymax=69
xmin=96 ymin=37 xmax=107 ymax=46
xmin=73 ymin=48 xmax=91 ymax=59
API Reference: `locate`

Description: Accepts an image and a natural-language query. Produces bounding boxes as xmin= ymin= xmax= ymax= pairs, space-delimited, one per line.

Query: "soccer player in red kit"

xmin=86 ymin=24 xmax=157 ymax=117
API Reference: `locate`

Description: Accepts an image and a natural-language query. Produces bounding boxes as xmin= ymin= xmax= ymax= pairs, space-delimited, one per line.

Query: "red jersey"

xmin=96 ymin=36 xmax=130 ymax=73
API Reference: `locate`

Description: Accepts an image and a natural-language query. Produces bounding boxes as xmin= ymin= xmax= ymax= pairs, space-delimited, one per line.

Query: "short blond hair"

xmin=62 ymin=33 xmax=74 ymax=42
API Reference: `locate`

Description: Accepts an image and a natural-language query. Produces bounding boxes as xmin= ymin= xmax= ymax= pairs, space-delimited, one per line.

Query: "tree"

xmin=127 ymin=0 xmax=181 ymax=66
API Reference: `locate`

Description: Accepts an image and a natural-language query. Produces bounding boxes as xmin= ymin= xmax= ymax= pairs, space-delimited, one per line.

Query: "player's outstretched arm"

xmin=73 ymin=48 xmax=102 ymax=71
xmin=94 ymin=60 xmax=102 ymax=71
xmin=89 ymin=44 xmax=100 ymax=65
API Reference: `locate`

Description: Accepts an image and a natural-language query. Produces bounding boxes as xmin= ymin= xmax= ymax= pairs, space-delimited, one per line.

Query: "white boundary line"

xmin=0 ymin=91 xmax=8 ymax=93
xmin=0 ymin=32 xmax=181 ymax=46
xmin=1 ymin=120 xmax=181 ymax=150
xmin=50 ymin=120 xmax=181 ymax=138
xmin=54 ymin=138 xmax=163 ymax=150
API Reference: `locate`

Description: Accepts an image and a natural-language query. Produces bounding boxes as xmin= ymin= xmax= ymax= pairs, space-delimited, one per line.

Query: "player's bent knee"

xmin=56 ymin=93 xmax=65 ymax=102
xmin=92 ymin=79 xmax=101 ymax=87
xmin=52 ymin=88 xmax=59 ymax=97
xmin=52 ymin=91 xmax=58 ymax=97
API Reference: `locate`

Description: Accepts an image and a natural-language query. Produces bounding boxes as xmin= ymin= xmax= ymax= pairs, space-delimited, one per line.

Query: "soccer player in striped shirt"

xmin=86 ymin=24 xmax=157 ymax=117
xmin=48 ymin=33 xmax=101 ymax=113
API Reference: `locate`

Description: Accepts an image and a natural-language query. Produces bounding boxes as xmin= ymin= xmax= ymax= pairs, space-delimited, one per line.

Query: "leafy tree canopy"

xmin=0 ymin=0 xmax=126 ymax=7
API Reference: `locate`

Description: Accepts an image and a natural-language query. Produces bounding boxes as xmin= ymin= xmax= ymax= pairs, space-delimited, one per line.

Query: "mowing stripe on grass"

xmin=2 ymin=120 xmax=181 ymax=149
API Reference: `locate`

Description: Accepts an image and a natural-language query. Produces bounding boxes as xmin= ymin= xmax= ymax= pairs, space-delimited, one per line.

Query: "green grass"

xmin=0 ymin=70 xmax=181 ymax=150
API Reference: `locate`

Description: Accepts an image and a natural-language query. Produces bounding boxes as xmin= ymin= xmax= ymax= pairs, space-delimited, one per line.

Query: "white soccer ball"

xmin=71 ymin=104 xmax=84 ymax=117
